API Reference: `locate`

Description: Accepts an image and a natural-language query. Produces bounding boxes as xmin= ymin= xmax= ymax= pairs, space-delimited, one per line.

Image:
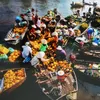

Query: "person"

xmin=87 ymin=28 xmax=94 ymax=40
xmin=22 ymin=42 xmax=32 ymax=63
xmin=54 ymin=46 xmax=66 ymax=61
xmin=31 ymin=8 xmax=35 ymax=15
xmin=76 ymin=10 xmax=80 ymax=18
xmin=82 ymin=12 xmax=86 ymax=18
xmin=79 ymin=41 xmax=84 ymax=48
xmin=34 ymin=13 xmax=38 ymax=25
xmin=30 ymin=51 xmax=49 ymax=68
xmin=40 ymin=39 xmax=48 ymax=52
xmin=40 ymin=21 xmax=47 ymax=35
xmin=43 ymin=28 xmax=51 ymax=39
xmin=69 ymin=53 xmax=76 ymax=63
xmin=68 ymin=28 xmax=75 ymax=37
xmin=28 ymin=25 xmax=37 ymax=40
xmin=15 ymin=16 xmax=22 ymax=26
xmin=37 ymin=17 xmax=41 ymax=29
xmin=48 ymin=31 xmax=58 ymax=50
xmin=17 ymin=14 xmax=28 ymax=27
xmin=86 ymin=7 xmax=92 ymax=22
xmin=53 ymin=8 xmax=57 ymax=15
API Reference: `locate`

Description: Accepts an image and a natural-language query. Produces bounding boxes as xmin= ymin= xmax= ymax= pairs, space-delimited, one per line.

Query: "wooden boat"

xmin=0 ymin=68 xmax=26 ymax=94
xmin=4 ymin=26 xmax=28 ymax=45
xmin=71 ymin=2 xmax=84 ymax=8
xmin=83 ymin=2 xmax=97 ymax=7
xmin=83 ymin=50 xmax=100 ymax=58
xmin=73 ymin=62 xmax=100 ymax=86
xmin=93 ymin=7 xmax=100 ymax=15
xmin=35 ymin=64 xmax=78 ymax=100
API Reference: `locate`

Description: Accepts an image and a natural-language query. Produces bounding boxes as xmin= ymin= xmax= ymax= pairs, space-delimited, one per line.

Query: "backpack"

xmin=30 ymin=56 xmax=39 ymax=67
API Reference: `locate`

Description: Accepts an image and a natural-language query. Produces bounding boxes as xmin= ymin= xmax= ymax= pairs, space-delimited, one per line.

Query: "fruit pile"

xmin=31 ymin=48 xmax=38 ymax=55
xmin=43 ymin=57 xmax=72 ymax=72
xmin=0 ymin=45 xmax=9 ymax=54
xmin=9 ymin=50 xmax=21 ymax=62
xmin=80 ymin=22 xmax=88 ymax=29
xmin=30 ymin=41 xmax=41 ymax=49
xmin=4 ymin=69 xmax=25 ymax=90
xmin=13 ymin=26 xmax=27 ymax=34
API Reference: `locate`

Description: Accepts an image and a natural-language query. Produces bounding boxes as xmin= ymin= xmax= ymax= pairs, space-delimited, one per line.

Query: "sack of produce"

xmin=0 ymin=54 xmax=8 ymax=60
xmin=8 ymin=47 xmax=15 ymax=53
xmin=0 ymin=44 xmax=9 ymax=54
xmin=9 ymin=50 xmax=21 ymax=62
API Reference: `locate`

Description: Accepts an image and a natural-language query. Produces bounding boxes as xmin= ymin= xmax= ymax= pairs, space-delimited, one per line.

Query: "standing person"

xmin=87 ymin=28 xmax=94 ymax=40
xmin=86 ymin=7 xmax=92 ymax=22
xmin=31 ymin=8 xmax=35 ymax=15
xmin=34 ymin=13 xmax=38 ymax=25
xmin=22 ymin=42 xmax=32 ymax=63
xmin=76 ymin=10 xmax=80 ymax=18
xmin=37 ymin=17 xmax=41 ymax=29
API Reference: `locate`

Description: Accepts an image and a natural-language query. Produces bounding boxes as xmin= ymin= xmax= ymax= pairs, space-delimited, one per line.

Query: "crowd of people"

xmin=16 ymin=8 xmax=74 ymax=73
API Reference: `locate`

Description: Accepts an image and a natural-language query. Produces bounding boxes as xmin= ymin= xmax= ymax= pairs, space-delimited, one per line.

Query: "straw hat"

xmin=35 ymin=30 xmax=41 ymax=34
xmin=36 ymin=51 xmax=45 ymax=58
xmin=57 ymin=70 xmax=64 ymax=76
xmin=56 ymin=46 xmax=62 ymax=50
xmin=52 ymin=31 xmax=58 ymax=36
xmin=68 ymin=28 xmax=73 ymax=32
xmin=41 ymin=39 xmax=47 ymax=44
xmin=32 ymin=25 xmax=36 ymax=28
xmin=25 ymin=42 xmax=30 ymax=45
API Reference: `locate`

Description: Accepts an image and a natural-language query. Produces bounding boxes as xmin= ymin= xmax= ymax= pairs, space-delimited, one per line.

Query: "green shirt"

xmin=40 ymin=44 xmax=48 ymax=52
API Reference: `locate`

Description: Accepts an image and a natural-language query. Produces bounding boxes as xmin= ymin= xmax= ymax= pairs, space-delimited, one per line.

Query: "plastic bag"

xmin=8 ymin=47 xmax=15 ymax=53
xmin=0 ymin=54 xmax=8 ymax=59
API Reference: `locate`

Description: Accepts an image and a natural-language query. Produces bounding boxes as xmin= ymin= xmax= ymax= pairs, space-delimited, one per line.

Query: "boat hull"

xmin=73 ymin=66 xmax=100 ymax=86
xmin=5 ymin=27 xmax=28 ymax=45
xmin=0 ymin=68 xmax=26 ymax=94
xmin=36 ymin=67 xmax=78 ymax=100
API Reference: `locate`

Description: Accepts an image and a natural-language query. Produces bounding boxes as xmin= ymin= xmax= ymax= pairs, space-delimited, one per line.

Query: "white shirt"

xmin=22 ymin=45 xmax=32 ymax=58
xmin=37 ymin=19 xmax=41 ymax=28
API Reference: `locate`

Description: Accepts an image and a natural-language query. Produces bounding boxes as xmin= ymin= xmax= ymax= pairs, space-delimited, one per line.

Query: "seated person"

xmin=54 ymin=46 xmax=66 ymax=60
xmin=40 ymin=39 xmax=48 ymax=52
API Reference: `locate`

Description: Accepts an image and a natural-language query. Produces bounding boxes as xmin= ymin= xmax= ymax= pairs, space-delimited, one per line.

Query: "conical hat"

xmin=36 ymin=51 xmax=45 ymax=58
xmin=56 ymin=46 xmax=62 ymax=50
xmin=41 ymin=39 xmax=47 ymax=44
xmin=25 ymin=42 xmax=30 ymax=45
xmin=57 ymin=70 xmax=64 ymax=76
xmin=52 ymin=31 xmax=58 ymax=36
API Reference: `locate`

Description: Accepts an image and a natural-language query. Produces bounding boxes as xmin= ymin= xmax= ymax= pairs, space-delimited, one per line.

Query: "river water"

xmin=0 ymin=0 xmax=100 ymax=100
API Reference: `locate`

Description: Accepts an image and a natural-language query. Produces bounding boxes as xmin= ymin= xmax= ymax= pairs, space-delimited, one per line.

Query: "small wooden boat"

xmin=84 ymin=2 xmax=97 ymax=7
xmin=93 ymin=7 xmax=100 ymax=15
xmin=73 ymin=62 xmax=100 ymax=86
xmin=0 ymin=68 xmax=26 ymax=94
xmin=4 ymin=26 xmax=28 ymax=45
xmin=83 ymin=50 xmax=100 ymax=58
xmin=71 ymin=2 xmax=84 ymax=8
xmin=35 ymin=66 xmax=78 ymax=100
